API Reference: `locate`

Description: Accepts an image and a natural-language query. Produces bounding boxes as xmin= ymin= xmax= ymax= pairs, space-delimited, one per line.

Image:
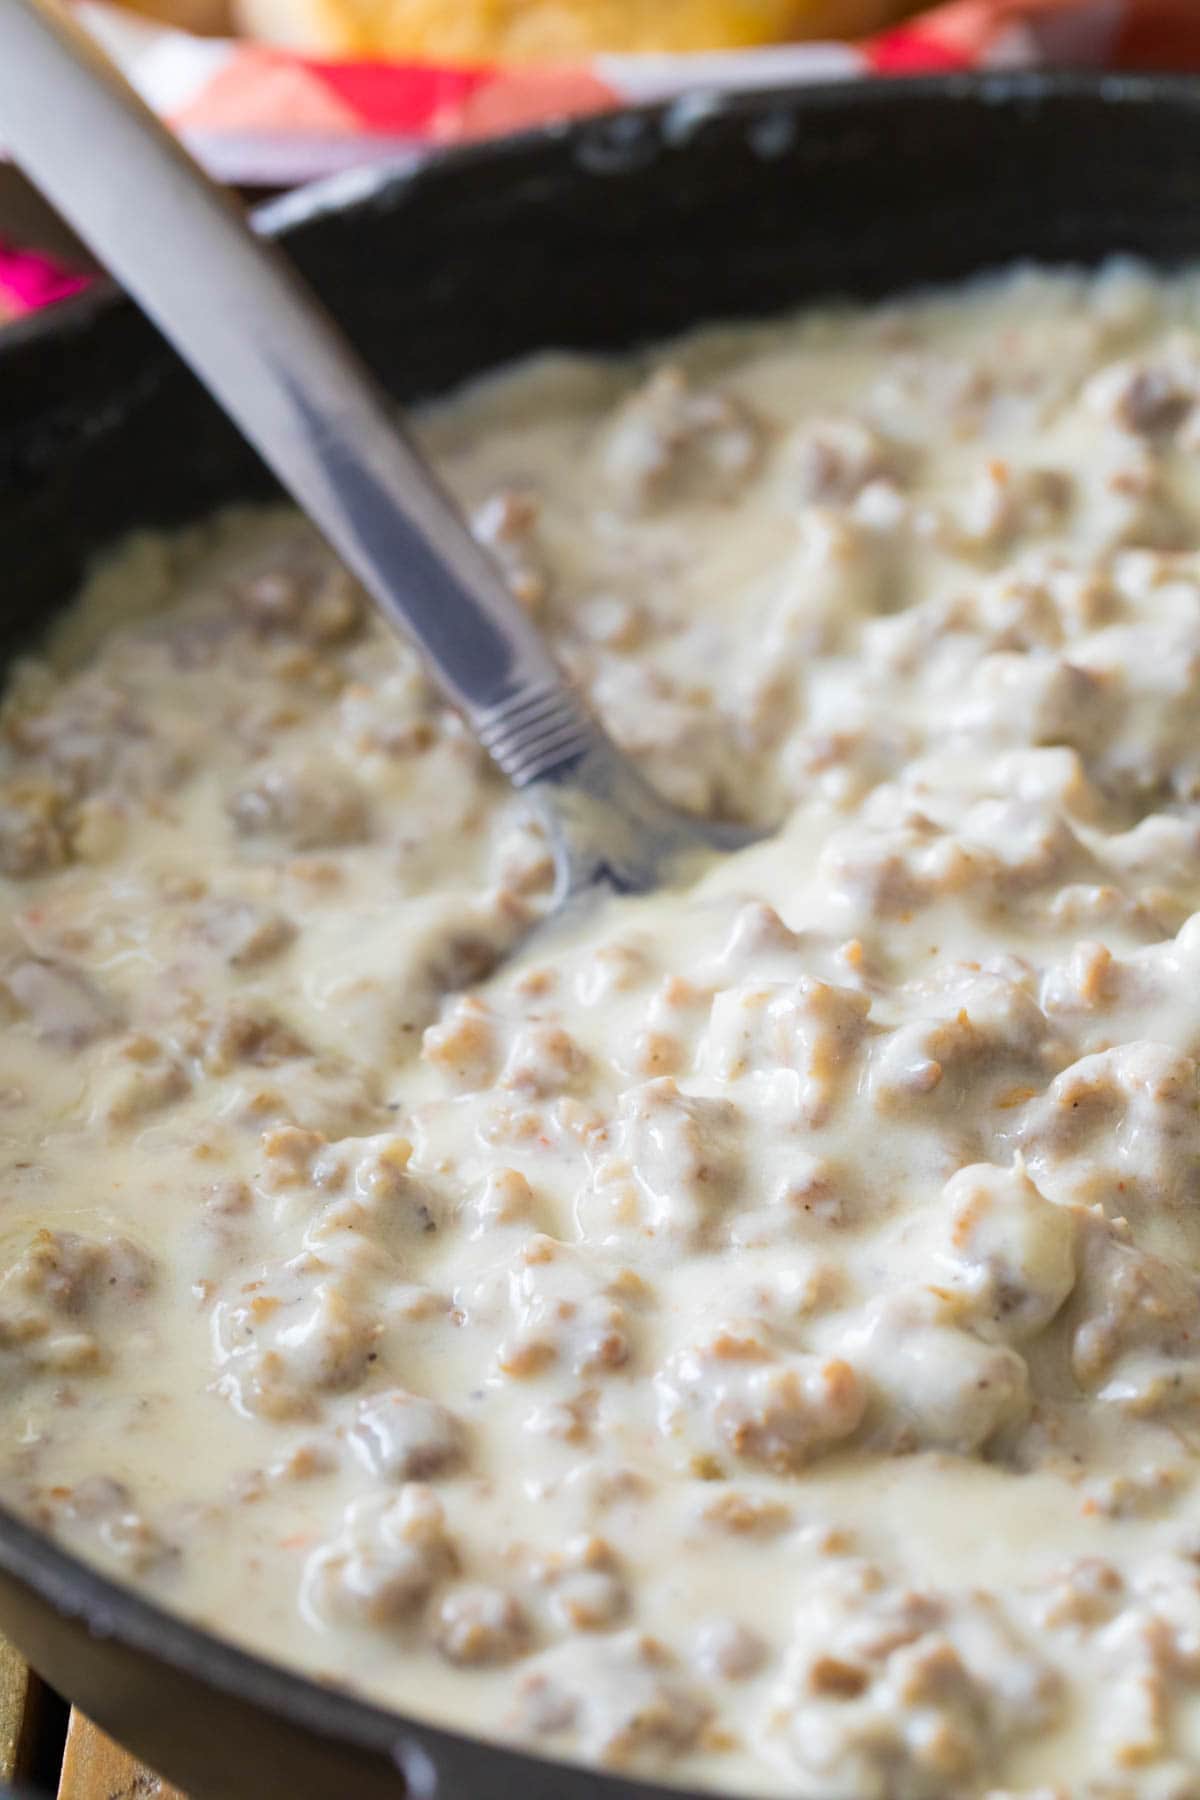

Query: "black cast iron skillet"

xmin=0 ymin=68 xmax=1198 ymax=1800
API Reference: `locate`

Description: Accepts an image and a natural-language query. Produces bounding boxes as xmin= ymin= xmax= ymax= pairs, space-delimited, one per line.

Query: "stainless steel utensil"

xmin=0 ymin=0 xmax=754 ymax=906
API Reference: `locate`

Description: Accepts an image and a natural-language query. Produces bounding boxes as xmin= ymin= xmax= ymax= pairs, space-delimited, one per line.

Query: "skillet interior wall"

xmin=2 ymin=74 xmax=1200 ymax=672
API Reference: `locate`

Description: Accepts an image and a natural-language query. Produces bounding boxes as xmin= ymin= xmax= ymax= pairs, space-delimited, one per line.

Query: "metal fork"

xmin=0 ymin=0 xmax=758 ymax=912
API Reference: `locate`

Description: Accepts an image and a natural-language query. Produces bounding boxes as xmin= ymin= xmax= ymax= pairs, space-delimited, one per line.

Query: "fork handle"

xmin=0 ymin=0 xmax=599 ymax=786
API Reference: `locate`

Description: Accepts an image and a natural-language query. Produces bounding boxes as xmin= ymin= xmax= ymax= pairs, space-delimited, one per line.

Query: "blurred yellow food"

xmin=229 ymin=0 xmax=910 ymax=57
xmin=117 ymin=0 xmax=233 ymax=30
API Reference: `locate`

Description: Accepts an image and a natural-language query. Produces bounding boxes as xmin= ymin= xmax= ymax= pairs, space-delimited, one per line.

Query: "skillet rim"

xmin=1 ymin=62 xmax=1197 ymax=364
xmin=0 ymin=63 xmax=1199 ymax=1799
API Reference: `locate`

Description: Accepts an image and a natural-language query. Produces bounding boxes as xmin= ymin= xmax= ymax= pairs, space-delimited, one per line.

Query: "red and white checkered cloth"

xmin=2 ymin=0 xmax=1198 ymax=312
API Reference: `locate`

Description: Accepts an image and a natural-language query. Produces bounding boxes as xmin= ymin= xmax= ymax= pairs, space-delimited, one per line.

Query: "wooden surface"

xmin=0 ymin=1638 xmax=182 ymax=1798
xmin=0 ymin=1640 xmax=46 ymax=1785
xmin=57 ymin=1713 xmax=184 ymax=1800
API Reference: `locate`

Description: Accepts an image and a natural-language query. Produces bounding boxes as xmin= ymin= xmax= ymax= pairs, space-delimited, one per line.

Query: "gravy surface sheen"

xmin=5 ymin=264 xmax=1200 ymax=1797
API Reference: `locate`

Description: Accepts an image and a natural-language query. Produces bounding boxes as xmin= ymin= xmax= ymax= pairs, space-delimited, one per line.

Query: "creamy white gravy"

xmin=4 ymin=264 xmax=1200 ymax=1797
